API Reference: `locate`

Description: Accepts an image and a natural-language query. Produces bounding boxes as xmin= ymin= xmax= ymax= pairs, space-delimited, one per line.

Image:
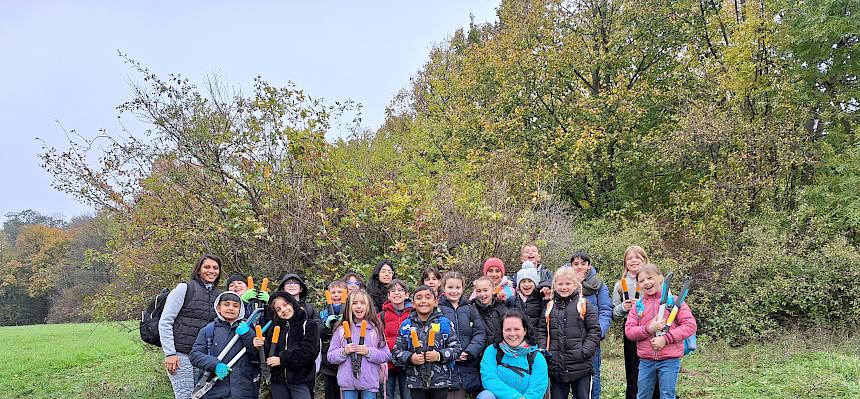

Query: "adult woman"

xmin=159 ymin=254 xmax=224 ymax=399
xmin=366 ymin=260 xmax=395 ymax=311
xmin=477 ymin=309 xmax=548 ymax=399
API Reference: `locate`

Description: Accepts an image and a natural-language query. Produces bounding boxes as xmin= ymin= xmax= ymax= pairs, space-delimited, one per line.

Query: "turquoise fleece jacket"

xmin=480 ymin=344 xmax=548 ymax=399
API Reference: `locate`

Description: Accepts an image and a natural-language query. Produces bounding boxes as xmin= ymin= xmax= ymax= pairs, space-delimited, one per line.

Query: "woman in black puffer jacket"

xmin=536 ymin=267 xmax=601 ymax=399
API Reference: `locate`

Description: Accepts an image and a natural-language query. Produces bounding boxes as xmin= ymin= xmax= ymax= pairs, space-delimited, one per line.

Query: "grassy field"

xmin=1 ymin=323 xmax=858 ymax=398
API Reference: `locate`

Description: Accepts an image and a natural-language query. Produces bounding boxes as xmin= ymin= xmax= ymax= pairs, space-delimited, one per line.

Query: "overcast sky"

xmin=0 ymin=0 xmax=499 ymax=223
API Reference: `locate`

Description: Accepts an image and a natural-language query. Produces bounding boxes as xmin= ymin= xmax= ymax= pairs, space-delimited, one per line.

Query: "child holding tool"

xmin=625 ymin=264 xmax=697 ymax=399
xmin=189 ymin=292 xmax=259 ymax=399
xmin=392 ymin=285 xmax=461 ymax=399
xmin=320 ymin=281 xmax=348 ymax=399
xmin=254 ymin=292 xmax=320 ymax=399
xmin=327 ymin=289 xmax=391 ymax=399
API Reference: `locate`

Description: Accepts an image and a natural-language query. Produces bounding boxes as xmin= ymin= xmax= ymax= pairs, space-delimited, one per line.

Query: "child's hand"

xmin=410 ymin=353 xmax=426 ymax=365
xmin=343 ymin=343 xmax=357 ymax=354
xmin=424 ymin=350 xmax=441 ymax=362
xmin=266 ymin=356 xmax=282 ymax=367
xmin=622 ymin=299 xmax=635 ymax=311
xmin=496 ymin=290 xmax=507 ymax=301
xmin=457 ymin=352 xmax=469 ymax=361
xmin=253 ymin=337 xmax=265 ymax=348
xmin=647 ymin=319 xmax=666 ymax=334
xmin=650 ymin=336 xmax=667 ymax=351
xmin=540 ymin=287 xmax=552 ymax=299
xmin=355 ymin=345 xmax=369 ymax=355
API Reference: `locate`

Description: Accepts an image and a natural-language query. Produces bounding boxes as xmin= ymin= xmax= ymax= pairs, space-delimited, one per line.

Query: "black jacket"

xmin=367 ymin=260 xmax=395 ymax=311
xmin=439 ymin=296 xmax=487 ymax=392
xmin=277 ymin=273 xmax=318 ymax=321
xmin=537 ymin=292 xmax=601 ymax=382
xmin=471 ymin=298 xmax=508 ymax=349
xmin=264 ymin=292 xmax=321 ymax=385
xmin=511 ymin=290 xmax=547 ymax=332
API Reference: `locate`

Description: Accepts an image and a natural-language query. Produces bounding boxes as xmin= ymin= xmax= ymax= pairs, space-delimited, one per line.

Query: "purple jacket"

xmin=327 ymin=320 xmax=391 ymax=391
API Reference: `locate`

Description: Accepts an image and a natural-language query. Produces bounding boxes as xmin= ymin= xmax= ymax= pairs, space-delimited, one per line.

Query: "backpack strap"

xmin=494 ymin=343 xmax=535 ymax=376
xmin=544 ymin=300 xmax=554 ymax=350
xmin=203 ymin=322 xmax=215 ymax=355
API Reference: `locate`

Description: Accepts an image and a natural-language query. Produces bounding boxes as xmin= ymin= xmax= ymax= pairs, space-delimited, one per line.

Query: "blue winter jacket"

xmin=439 ymin=295 xmax=487 ymax=392
xmin=480 ymin=344 xmax=548 ymax=399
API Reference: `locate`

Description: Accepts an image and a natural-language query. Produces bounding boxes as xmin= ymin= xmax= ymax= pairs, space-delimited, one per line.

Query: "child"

xmin=470 ymin=277 xmax=509 ymax=346
xmin=625 ymin=264 xmax=697 ymax=399
xmin=519 ymin=243 xmax=553 ymax=289
xmin=368 ymin=260 xmax=396 ymax=311
xmin=569 ymin=251 xmax=613 ymax=399
xmin=344 ymin=273 xmax=366 ymax=294
xmin=420 ymin=269 xmax=443 ymax=297
xmin=226 ymin=274 xmax=270 ymax=315
xmin=537 ymin=267 xmax=601 ymax=399
xmin=469 ymin=258 xmax=514 ymax=302
xmin=512 ymin=265 xmax=547 ymax=330
xmin=379 ymin=280 xmax=414 ymax=399
xmin=328 ymin=289 xmax=391 ymax=399
xmin=320 ymin=280 xmax=348 ymax=399
xmin=189 ymin=292 xmax=259 ymax=399
xmin=438 ymin=272 xmax=486 ymax=399
xmin=255 ymin=292 xmax=320 ymax=399
xmin=392 ymin=285 xmax=462 ymax=399
xmin=477 ymin=309 xmax=548 ymax=399
xmin=612 ymin=245 xmax=653 ymax=399
xmin=277 ymin=273 xmax=317 ymax=320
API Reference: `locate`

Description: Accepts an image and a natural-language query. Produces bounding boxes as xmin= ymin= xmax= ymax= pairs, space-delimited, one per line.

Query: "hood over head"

xmin=267 ymin=291 xmax=307 ymax=323
xmin=277 ymin=273 xmax=309 ymax=299
xmin=213 ymin=291 xmax=246 ymax=322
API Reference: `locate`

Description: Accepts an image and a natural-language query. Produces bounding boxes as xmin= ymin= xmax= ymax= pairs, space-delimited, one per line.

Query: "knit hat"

xmin=483 ymin=257 xmax=506 ymax=276
xmin=521 ymin=260 xmax=535 ymax=270
xmin=225 ymin=274 xmax=246 ymax=288
xmin=516 ymin=267 xmax=540 ymax=286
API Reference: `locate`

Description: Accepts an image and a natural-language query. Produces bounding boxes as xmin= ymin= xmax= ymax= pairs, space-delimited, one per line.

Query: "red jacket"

xmin=625 ymin=291 xmax=697 ymax=361
xmin=378 ymin=299 xmax=413 ymax=370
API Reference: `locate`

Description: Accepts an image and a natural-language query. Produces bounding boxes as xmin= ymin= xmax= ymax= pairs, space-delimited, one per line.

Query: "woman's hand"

xmin=164 ymin=355 xmax=179 ymax=374
xmin=266 ymin=356 xmax=282 ymax=367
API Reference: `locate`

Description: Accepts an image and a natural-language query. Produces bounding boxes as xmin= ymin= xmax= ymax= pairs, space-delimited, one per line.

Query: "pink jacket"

xmin=624 ymin=291 xmax=697 ymax=361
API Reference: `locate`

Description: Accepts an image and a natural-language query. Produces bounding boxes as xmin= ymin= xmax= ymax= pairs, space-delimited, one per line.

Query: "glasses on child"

xmin=346 ymin=281 xmax=360 ymax=286
xmin=283 ymin=281 xmax=300 ymax=287
xmin=390 ymin=288 xmax=406 ymax=293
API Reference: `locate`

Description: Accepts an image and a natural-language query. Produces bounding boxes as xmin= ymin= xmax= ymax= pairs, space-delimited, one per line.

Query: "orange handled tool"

xmin=271 ymin=326 xmax=281 ymax=344
xmin=359 ymin=320 xmax=367 ymax=339
xmin=428 ymin=329 xmax=436 ymax=348
xmin=247 ymin=276 xmax=254 ymax=290
xmin=410 ymin=327 xmax=421 ymax=349
xmin=343 ymin=321 xmax=352 ymax=340
xmin=325 ymin=290 xmax=333 ymax=305
xmin=260 ymin=277 xmax=269 ymax=292
xmin=620 ymin=277 xmax=630 ymax=301
xmin=255 ymin=325 xmax=263 ymax=339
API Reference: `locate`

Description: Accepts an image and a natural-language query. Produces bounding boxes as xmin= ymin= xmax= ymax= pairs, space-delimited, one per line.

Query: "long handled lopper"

xmin=656 ymin=272 xmax=674 ymax=324
xmin=192 ymin=346 xmax=249 ymax=399
xmin=659 ymin=276 xmax=693 ymax=335
xmin=191 ymin=308 xmax=264 ymax=393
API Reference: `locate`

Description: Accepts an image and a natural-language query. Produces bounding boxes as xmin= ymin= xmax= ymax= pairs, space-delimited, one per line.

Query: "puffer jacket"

xmin=511 ymin=290 xmax=547 ymax=331
xmin=327 ymin=319 xmax=391 ymax=391
xmin=264 ymin=292 xmax=320 ymax=385
xmin=573 ymin=266 xmax=613 ymax=338
xmin=379 ymin=299 xmax=413 ymax=371
xmin=536 ymin=292 xmax=601 ymax=383
xmin=188 ymin=292 xmax=258 ymax=399
xmin=472 ymin=298 xmax=508 ymax=348
xmin=392 ymin=310 xmax=462 ymax=389
xmin=625 ymin=290 xmax=697 ymax=361
xmin=439 ymin=295 xmax=487 ymax=392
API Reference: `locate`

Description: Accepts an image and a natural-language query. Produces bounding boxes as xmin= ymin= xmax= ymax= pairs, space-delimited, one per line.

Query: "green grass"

xmin=0 ymin=322 xmax=172 ymax=398
xmin=1 ymin=323 xmax=858 ymax=398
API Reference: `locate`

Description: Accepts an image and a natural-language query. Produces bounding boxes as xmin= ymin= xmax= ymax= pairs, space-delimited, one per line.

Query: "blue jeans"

xmin=592 ymin=346 xmax=602 ymax=399
xmin=476 ymin=391 xmax=496 ymax=399
xmin=343 ymin=390 xmax=377 ymax=399
xmin=386 ymin=369 xmax=412 ymax=399
xmin=637 ymin=358 xmax=681 ymax=399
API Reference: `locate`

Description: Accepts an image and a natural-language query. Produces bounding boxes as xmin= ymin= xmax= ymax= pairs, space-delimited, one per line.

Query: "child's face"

xmin=443 ymin=278 xmax=463 ymax=302
xmin=272 ymin=297 xmax=295 ymax=320
xmin=518 ymin=279 xmax=535 ymax=295
xmin=555 ymin=276 xmax=576 ymax=298
xmin=412 ymin=289 xmax=437 ymax=316
xmin=350 ymin=294 xmax=369 ymax=320
xmin=625 ymin=253 xmax=644 ymax=274
xmin=229 ymin=281 xmax=248 ymax=296
xmin=423 ymin=274 xmax=440 ymax=291
xmin=485 ymin=266 xmax=503 ymax=285
xmin=346 ymin=277 xmax=360 ymax=292
xmin=218 ymin=299 xmax=241 ymax=322
xmin=388 ymin=284 xmax=408 ymax=306
xmin=571 ymin=257 xmax=590 ymax=283
xmin=378 ymin=264 xmax=394 ymax=284
xmin=520 ymin=245 xmax=541 ymax=265
xmin=474 ymin=281 xmax=494 ymax=305
xmin=198 ymin=259 xmax=220 ymax=284
xmin=637 ymin=271 xmax=662 ymax=296
xmin=502 ymin=316 xmax=526 ymax=347
xmin=330 ymin=286 xmax=345 ymax=303
xmin=283 ymin=279 xmax=301 ymax=297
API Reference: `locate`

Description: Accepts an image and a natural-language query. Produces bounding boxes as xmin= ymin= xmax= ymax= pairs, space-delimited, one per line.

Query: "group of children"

xmin=187 ymin=244 xmax=696 ymax=399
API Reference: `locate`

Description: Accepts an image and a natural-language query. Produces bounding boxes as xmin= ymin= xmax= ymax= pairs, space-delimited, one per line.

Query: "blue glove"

xmin=236 ymin=322 xmax=250 ymax=336
xmin=215 ymin=362 xmax=231 ymax=379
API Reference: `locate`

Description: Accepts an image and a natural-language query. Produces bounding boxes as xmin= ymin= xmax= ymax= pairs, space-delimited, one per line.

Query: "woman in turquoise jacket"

xmin=477 ymin=309 xmax=548 ymax=399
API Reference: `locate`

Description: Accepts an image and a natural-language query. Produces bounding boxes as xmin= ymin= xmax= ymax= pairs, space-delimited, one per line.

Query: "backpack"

xmin=494 ymin=343 xmax=537 ymax=375
xmin=140 ymin=283 xmax=194 ymax=346
xmin=398 ymin=315 xmax=452 ymax=347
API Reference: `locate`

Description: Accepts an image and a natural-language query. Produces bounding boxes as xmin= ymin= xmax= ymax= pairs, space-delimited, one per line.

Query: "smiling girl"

xmin=439 ymin=272 xmax=486 ymax=399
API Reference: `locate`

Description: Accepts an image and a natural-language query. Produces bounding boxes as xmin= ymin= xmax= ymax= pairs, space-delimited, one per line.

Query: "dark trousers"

xmin=550 ymin=376 xmax=591 ymax=399
xmin=410 ymin=388 xmax=447 ymax=399
xmin=624 ymin=335 xmax=660 ymax=399
xmin=323 ymin=374 xmax=339 ymax=399
xmin=272 ymin=382 xmax=313 ymax=399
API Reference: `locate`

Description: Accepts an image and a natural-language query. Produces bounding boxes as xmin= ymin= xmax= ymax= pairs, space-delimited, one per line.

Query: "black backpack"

xmin=140 ymin=284 xmax=193 ymax=346
xmin=494 ymin=343 xmax=537 ymax=376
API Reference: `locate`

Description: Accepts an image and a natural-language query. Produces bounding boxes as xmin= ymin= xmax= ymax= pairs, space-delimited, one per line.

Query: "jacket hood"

xmin=382 ymin=298 xmax=413 ymax=313
xmin=268 ymin=291 xmax=307 ymax=324
xmin=277 ymin=273 xmax=308 ymax=299
xmin=213 ymin=291 xmax=246 ymax=322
